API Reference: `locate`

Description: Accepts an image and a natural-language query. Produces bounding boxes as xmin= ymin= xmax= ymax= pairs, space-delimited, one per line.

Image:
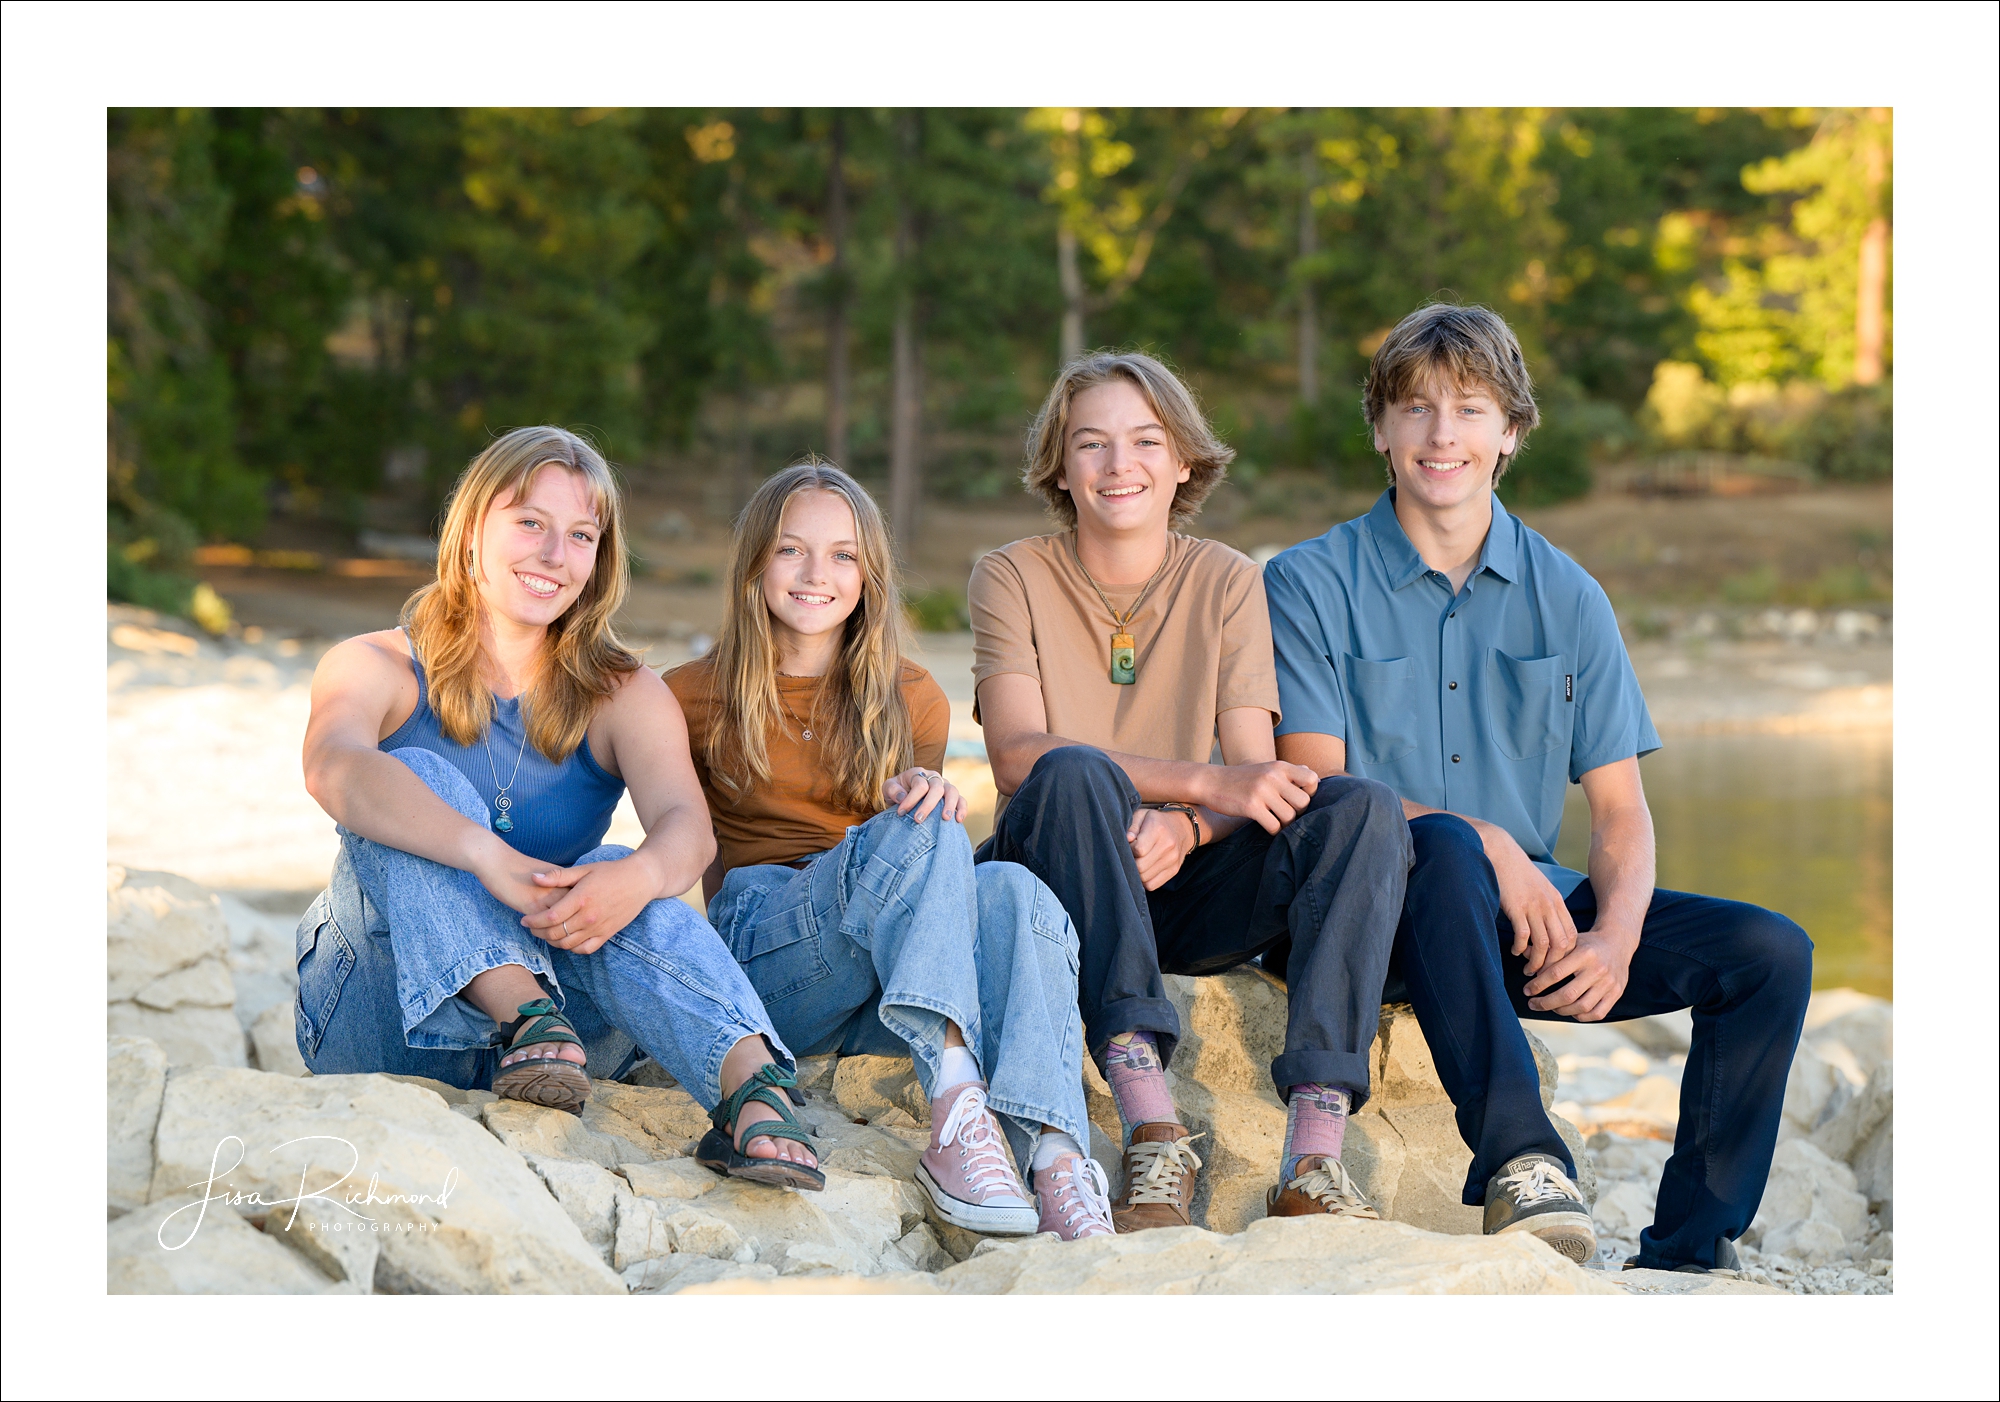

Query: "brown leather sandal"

xmin=491 ymin=997 xmax=591 ymax=1115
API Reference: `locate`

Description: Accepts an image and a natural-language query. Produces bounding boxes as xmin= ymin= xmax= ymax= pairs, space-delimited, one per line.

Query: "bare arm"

xmin=1276 ymin=730 xmax=1580 ymax=974
xmin=522 ymin=666 xmax=719 ymax=951
xmin=301 ymin=632 xmax=555 ymax=915
xmin=1522 ymin=757 xmax=1654 ymax=1021
xmin=587 ymin=666 xmax=717 ymax=900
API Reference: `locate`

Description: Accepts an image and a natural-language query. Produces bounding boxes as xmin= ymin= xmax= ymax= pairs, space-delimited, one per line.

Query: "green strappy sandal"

xmin=694 ymin=1063 xmax=825 ymax=1192
xmin=491 ymin=998 xmax=591 ymax=1115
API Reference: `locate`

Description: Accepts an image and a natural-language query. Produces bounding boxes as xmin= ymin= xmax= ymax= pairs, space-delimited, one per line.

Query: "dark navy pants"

xmin=976 ymin=745 xmax=1411 ymax=1106
xmin=1397 ymin=813 xmax=1812 ymax=1269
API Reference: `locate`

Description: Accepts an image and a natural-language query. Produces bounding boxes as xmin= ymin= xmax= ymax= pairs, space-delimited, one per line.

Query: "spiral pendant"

xmin=494 ymin=792 xmax=515 ymax=834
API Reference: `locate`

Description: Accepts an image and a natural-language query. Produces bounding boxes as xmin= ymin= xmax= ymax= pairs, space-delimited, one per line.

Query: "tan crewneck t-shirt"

xmin=968 ymin=532 xmax=1280 ymax=769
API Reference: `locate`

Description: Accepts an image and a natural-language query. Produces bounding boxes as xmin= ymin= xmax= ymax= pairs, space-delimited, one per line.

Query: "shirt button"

xmin=1448 ymin=681 xmax=1458 ymax=690
xmin=1451 ymin=754 xmax=1462 ymax=763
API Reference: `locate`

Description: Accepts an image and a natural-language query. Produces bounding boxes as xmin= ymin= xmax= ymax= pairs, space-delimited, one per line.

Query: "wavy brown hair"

xmin=1363 ymin=302 xmax=1542 ymax=486
xmin=401 ymin=426 xmax=640 ymax=761
xmin=697 ymin=460 xmax=914 ymax=813
xmin=1022 ymin=350 xmax=1236 ymax=529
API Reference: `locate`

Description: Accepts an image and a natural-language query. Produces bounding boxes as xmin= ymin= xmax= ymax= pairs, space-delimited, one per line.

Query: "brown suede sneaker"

xmin=1111 ymin=1122 xmax=1204 ymax=1232
xmin=1266 ymin=1155 xmax=1381 ymax=1220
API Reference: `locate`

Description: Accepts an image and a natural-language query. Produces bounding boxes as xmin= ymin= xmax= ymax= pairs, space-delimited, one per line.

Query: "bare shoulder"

xmin=314 ymin=628 xmax=414 ymax=689
xmin=604 ymin=659 xmax=683 ymax=722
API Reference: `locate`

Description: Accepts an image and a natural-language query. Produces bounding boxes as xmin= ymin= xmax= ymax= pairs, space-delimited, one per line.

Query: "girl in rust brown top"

xmin=667 ymin=461 xmax=1114 ymax=1241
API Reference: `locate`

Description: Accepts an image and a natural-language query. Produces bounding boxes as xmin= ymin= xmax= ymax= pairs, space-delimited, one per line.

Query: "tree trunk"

xmin=1058 ymin=222 xmax=1085 ymax=363
xmin=825 ymin=113 xmax=851 ymax=465
xmin=1297 ymin=142 xmax=1319 ymax=408
xmin=1853 ymin=108 xmax=1889 ymax=387
xmin=888 ymin=110 xmax=923 ymax=551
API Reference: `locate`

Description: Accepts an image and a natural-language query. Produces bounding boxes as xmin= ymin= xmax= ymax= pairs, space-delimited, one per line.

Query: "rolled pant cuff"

xmin=875 ymin=990 xmax=979 ymax=1099
xmin=1269 ymin=1050 xmax=1374 ymax=1110
xmin=1090 ymin=995 xmax=1182 ymax=1068
xmin=402 ymin=944 xmax=560 ymax=1050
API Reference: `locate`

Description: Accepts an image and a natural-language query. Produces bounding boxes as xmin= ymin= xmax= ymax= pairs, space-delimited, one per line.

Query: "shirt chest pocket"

xmin=1486 ymin=650 xmax=1571 ymax=759
xmin=1340 ymin=654 xmax=1420 ymax=764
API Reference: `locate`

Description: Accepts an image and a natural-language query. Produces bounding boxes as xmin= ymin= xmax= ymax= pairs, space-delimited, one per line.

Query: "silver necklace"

xmin=776 ymin=671 xmax=827 ymax=741
xmin=482 ymin=703 xmax=530 ymax=833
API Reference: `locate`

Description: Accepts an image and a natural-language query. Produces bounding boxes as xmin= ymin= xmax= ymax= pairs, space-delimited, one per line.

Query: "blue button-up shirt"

xmin=1265 ymin=490 xmax=1660 ymax=896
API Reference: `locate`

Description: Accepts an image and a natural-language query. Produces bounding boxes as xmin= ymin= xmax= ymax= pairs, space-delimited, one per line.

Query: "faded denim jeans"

xmin=296 ymin=747 xmax=791 ymax=1111
xmin=709 ymin=804 xmax=1086 ymax=1163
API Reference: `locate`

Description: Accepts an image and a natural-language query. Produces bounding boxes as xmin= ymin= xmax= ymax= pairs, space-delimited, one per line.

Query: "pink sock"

xmin=1283 ymin=1084 xmax=1350 ymax=1180
xmin=1102 ymin=1032 xmax=1176 ymax=1138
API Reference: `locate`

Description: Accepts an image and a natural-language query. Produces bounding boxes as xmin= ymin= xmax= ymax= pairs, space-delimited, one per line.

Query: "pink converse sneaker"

xmin=916 ymin=1083 xmax=1038 ymax=1235
xmin=1034 ymin=1151 xmax=1115 ymax=1241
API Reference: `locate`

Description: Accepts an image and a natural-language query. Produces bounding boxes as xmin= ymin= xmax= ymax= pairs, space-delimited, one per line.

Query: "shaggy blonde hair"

xmin=1022 ymin=350 xmax=1235 ymax=530
xmin=1363 ymin=303 xmax=1542 ymax=486
xmin=695 ymin=459 xmax=915 ymax=813
xmin=402 ymin=426 xmax=640 ymax=761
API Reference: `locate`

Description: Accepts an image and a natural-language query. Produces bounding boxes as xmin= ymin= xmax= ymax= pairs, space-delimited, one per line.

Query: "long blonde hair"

xmin=702 ymin=460 xmax=914 ymax=812
xmin=402 ymin=426 xmax=640 ymax=760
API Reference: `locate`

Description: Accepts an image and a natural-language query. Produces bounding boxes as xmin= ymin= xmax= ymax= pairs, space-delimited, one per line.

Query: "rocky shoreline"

xmin=108 ymin=865 xmax=1891 ymax=1295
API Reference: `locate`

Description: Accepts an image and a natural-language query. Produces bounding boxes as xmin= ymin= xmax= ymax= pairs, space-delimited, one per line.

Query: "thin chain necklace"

xmin=775 ymin=671 xmax=827 ymax=742
xmin=482 ymin=699 xmax=531 ymax=833
xmin=1068 ymin=532 xmax=1174 ymax=685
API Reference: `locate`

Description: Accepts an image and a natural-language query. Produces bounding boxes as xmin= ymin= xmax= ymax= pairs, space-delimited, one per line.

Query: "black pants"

xmin=1398 ymin=813 xmax=1813 ymax=1269
xmin=976 ymin=746 xmax=1411 ymax=1106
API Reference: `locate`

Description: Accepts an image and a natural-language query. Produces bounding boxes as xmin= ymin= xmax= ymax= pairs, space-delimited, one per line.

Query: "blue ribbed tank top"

xmin=380 ymin=637 xmax=624 ymax=866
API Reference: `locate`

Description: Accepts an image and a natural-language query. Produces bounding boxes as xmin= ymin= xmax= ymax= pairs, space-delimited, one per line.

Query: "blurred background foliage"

xmin=108 ymin=106 xmax=1891 ymax=620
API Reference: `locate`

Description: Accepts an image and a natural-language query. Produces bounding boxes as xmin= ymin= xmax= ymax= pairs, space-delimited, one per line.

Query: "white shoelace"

xmin=936 ymin=1086 xmax=1028 ymax=1204
xmin=1049 ymin=1156 xmax=1115 ymax=1235
xmin=1287 ymin=1158 xmax=1379 ymax=1217
xmin=1498 ymin=1160 xmax=1582 ymax=1206
xmin=1124 ymin=1133 xmax=1204 ymax=1206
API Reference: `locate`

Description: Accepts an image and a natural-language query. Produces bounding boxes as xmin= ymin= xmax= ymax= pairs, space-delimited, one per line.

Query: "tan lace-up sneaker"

xmin=1110 ymin=1123 xmax=1204 ymax=1232
xmin=1266 ymin=1154 xmax=1381 ymax=1219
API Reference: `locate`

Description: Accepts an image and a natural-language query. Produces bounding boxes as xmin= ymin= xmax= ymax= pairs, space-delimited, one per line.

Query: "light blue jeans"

xmin=295 ymin=747 xmax=790 ymax=1111
xmin=708 ymin=805 xmax=1087 ymax=1162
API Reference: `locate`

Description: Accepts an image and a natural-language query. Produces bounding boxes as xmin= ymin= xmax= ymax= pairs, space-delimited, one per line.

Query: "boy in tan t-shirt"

xmin=972 ymin=351 xmax=1412 ymax=1231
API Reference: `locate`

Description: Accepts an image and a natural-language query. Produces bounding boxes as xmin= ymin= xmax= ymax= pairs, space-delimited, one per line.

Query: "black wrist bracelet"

xmin=1157 ymin=802 xmax=1203 ymax=852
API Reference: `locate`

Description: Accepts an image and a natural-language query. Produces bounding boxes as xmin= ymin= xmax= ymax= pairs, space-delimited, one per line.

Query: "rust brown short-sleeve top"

xmin=667 ymin=655 xmax=950 ymax=874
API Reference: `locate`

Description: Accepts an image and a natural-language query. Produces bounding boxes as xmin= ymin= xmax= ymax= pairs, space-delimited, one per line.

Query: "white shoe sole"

xmin=916 ymin=1163 xmax=1039 ymax=1235
xmin=1493 ymin=1210 xmax=1598 ymax=1264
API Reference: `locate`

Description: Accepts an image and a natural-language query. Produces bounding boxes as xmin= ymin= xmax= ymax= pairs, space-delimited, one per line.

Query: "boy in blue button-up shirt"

xmin=1266 ymin=303 xmax=1812 ymax=1273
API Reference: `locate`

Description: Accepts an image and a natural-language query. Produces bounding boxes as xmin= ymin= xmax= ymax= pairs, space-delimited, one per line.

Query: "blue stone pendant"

xmin=493 ymin=793 xmax=515 ymax=833
xmin=494 ymin=813 xmax=514 ymax=833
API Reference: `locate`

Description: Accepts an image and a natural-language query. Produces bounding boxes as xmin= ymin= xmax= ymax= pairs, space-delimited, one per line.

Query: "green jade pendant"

xmin=1110 ymin=630 xmax=1136 ymax=685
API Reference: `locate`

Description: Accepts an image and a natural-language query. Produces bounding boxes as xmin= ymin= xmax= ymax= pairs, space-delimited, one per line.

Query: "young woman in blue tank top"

xmin=297 ymin=426 xmax=821 ymax=1190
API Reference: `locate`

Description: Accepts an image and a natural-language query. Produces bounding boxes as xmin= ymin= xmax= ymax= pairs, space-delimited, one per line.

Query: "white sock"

xmin=1032 ymin=1130 xmax=1084 ymax=1172
xmin=937 ymin=1044 xmax=982 ymax=1091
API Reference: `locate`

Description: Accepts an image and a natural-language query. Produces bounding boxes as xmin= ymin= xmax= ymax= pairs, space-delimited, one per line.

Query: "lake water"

xmin=1555 ymin=731 xmax=1893 ymax=996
